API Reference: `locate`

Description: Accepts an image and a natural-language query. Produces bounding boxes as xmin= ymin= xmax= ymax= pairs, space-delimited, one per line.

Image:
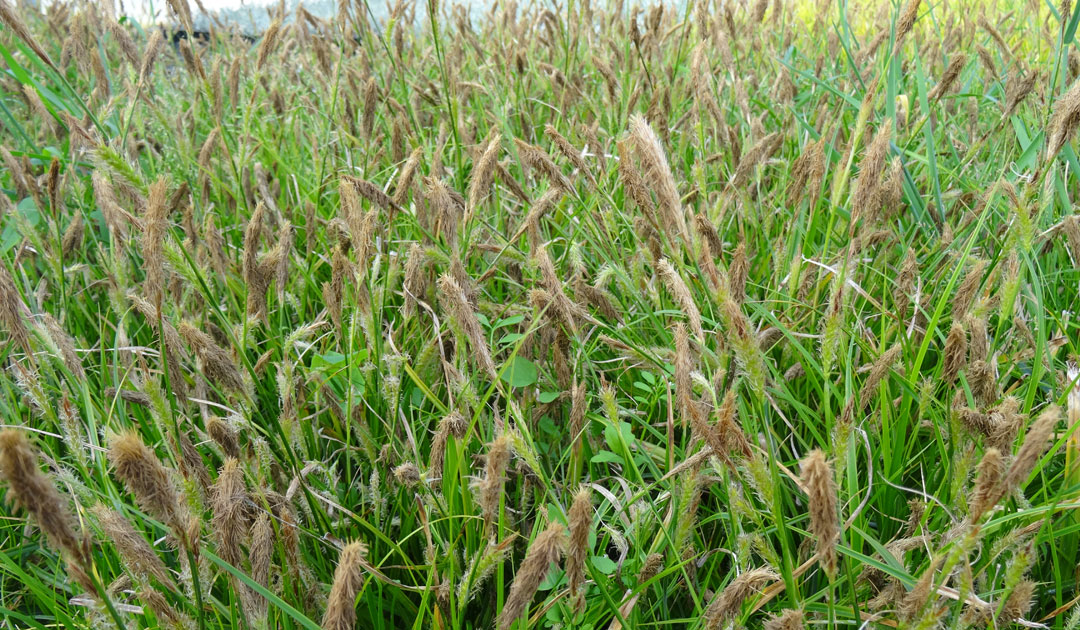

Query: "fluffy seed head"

xmin=109 ymin=431 xmax=187 ymax=537
xmin=892 ymin=0 xmax=921 ymax=56
xmin=1048 ymin=77 xmax=1080 ymax=162
xmin=207 ymin=417 xmax=240 ymax=459
xmin=1004 ymin=70 xmax=1038 ymax=118
xmin=211 ymin=459 xmax=249 ymax=567
xmin=437 ymin=273 xmax=497 ymax=379
xmin=467 ymin=133 xmax=500 ymax=216
xmin=704 ymin=567 xmax=779 ymax=629
xmin=248 ymin=513 xmax=273 ymax=620
xmin=1001 ymin=406 xmax=1059 ymax=498
xmin=514 ymin=138 xmax=571 ymax=191
xmin=899 ymin=556 xmax=940 ymax=621
xmin=256 ymin=18 xmax=283 ymax=70
xmin=764 ymin=609 xmax=804 ymax=630
xmin=393 ymin=462 xmax=421 ymax=487
xmin=788 ymin=137 xmax=827 ymax=208
xmin=674 ymin=323 xmax=694 ymax=423
xmin=141 ymin=177 xmax=170 ymax=313
xmin=534 ymin=246 xmax=583 ymax=332
xmin=1002 ymin=580 xmax=1037 ymax=622
xmin=394 ymin=147 xmax=424 ymax=206
xmin=942 ymin=322 xmax=968 ymax=384
xmin=0 ymin=264 xmax=31 ymax=355
xmin=322 ymin=542 xmax=367 ymax=630
xmin=970 ymin=447 xmax=1004 ymax=522
xmin=628 ymin=114 xmax=688 ymax=244
xmin=92 ymin=504 xmax=173 ymax=587
xmin=179 ymin=323 xmax=245 ymax=394
xmin=497 ymin=524 xmax=566 ymax=630
xmin=930 ymin=53 xmax=968 ymax=101
xmin=851 ymin=119 xmax=892 ymax=226
xmin=800 ymin=450 xmax=838 ymax=579
xmin=637 ymin=552 xmax=664 ymax=583
xmin=0 ymin=0 xmax=57 ymax=70
xmin=479 ymin=434 xmax=511 ymax=527
xmin=566 ymin=488 xmax=592 ymax=601
xmin=952 ymin=260 xmax=987 ymax=319
xmin=545 ymin=124 xmax=594 ymax=188
xmin=657 ymin=259 xmax=704 ymax=341
xmin=0 ymin=430 xmax=84 ymax=562
xmin=859 ymin=343 xmax=902 ymax=412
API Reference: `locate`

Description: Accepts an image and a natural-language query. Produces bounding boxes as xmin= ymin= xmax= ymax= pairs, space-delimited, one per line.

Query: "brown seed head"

xmin=342 ymin=174 xmax=394 ymax=214
xmin=479 ymin=434 xmax=511 ymax=527
xmin=929 ymin=53 xmax=968 ymax=101
xmin=618 ymin=138 xmax=657 ymax=218
xmin=1001 ymin=406 xmax=1059 ymax=499
xmin=703 ymin=567 xmax=779 ymax=629
xmin=106 ymin=20 xmax=140 ymax=68
xmin=657 ymin=259 xmax=704 ymax=341
xmin=248 ymin=512 xmax=273 ymax=620
xmin=942 ymin=322 xmax=968 ymax=384
xmin=629 ymin=114 xmax=688 ymax=244
xmin=178 ymin=323 xmax=245 ymax=394
xmin=0 ymin=430 xmax=84 ymax=562
xmin=514 ymin=138 xmax=571 ymax=191
xmin=674 ymin=323 xmax=694 ymax=423
xmin=800 ymin=450 xmax=838 ymax=579
xmin=394 ymin=147 xmax=424 ymax=207
xmin=437 ymin=273 xmax=497 ymax=379
xmin=566 ymin=488 xmax=592 ymax=599
xmin=141 ymin=177 xmax=170 ymax=313
xmin=497 ymin=524 xmax=566 ymax=630
xmin=256 ymin=18 xmax=283 ymax=70
xmin=467 ymin=133 xmax=501 ymax=216
xmin=138 ymin=30 xmax=165 ymax=85
xmin=788 ymin=137 xmax=827 ymax=210
xmin=899 ymin=556 xmax=940 ymax=621
xmin=859 ymin=343 xmax=902 ymax=411
xmin=393 ymin=462 xmax=421 ymax=487
xmin=731 ymin=132 xmax=782 ymax=189
xmin=764 ymin=609 xmax=804 ymax=630
xmin=1004 ymin=70 xmax=1038 ymax=118
xmin=361 ymin=76 xmax=378 ymax=139
xmin=0 ymin=265 xmax=30 ymax=355
xmin=545 ymin=124 xmax=594 ymax=188
xmin=61 ymin=214 xmax=84 ymax=258
xmin=1048 ymin=77 xmax=1080 ymax=162
xmin=109 ymin=431 xmax=187 ymax=538
xmin=0 ymin=0 xmax=57 ymax=70
xmin=211 ymin=459 xmax=249 ymax=567
xmin=322 ymin=541 xmax=367 ymax=630
xmin=716 ymin=389 xmax=753 ymax=460
xmin=851 ymin=119 xmax=892 ymax=227
xmin=637 ymin=552 xmax=664 ymax=583
xmin=1001 ymin=580 xmax=1036 ymax=622
xmin=970 ymin=447 xmax=1004 ymax=521
xmin=92 ymin=504 xmax=173 ymax=587
xmin=728 ymin=243 xmax=749 ymax=304
xmin=892 ymin=0 xmax=921 ymax=56
xmin=952 ymin=260 xmax=987 ymax=319
xmin=207 ymin=417 xmax=240 ymax=459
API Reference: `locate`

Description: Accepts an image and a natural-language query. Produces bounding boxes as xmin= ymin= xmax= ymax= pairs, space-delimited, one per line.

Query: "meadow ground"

xmin=1 ymin=0 xmax=1080 ymax=628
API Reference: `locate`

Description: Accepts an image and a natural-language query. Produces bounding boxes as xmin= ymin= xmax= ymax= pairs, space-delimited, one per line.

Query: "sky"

xmin=123 ymin=0 xmax=323 ymax=30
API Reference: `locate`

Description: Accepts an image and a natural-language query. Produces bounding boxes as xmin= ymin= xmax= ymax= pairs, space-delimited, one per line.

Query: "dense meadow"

xmin=1 ymin=0 xmax=1080 ymax=627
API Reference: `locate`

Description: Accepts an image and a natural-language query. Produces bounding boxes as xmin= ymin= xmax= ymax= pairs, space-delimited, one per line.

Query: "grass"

xmin=1 ymin=0 xmax=1080 ymax=628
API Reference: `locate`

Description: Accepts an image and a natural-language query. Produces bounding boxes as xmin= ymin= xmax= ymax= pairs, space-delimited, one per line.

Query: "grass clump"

xmin=1 ymin=0 xmax=1080 ymax=628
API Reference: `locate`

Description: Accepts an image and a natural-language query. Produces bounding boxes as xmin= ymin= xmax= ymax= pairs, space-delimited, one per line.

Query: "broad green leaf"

xmin=501 ymin=355 xmax=538 ymax=387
